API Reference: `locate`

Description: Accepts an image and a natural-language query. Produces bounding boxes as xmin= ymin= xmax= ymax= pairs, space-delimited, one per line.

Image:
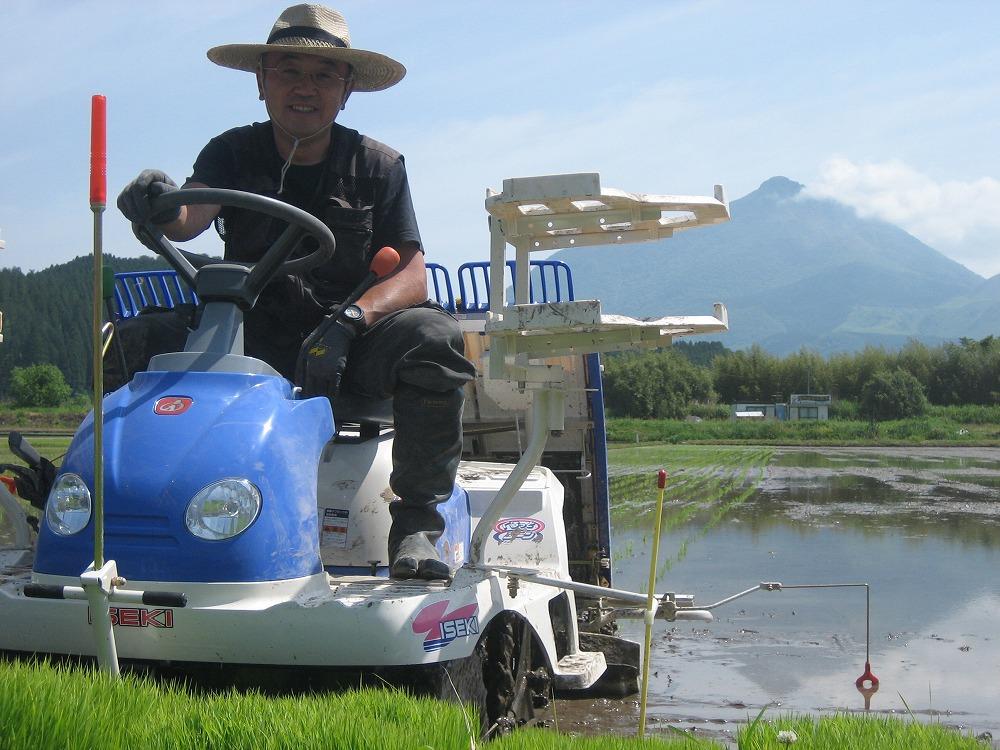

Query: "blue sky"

xmin=1 ymin=1 xmax=998 ymax=276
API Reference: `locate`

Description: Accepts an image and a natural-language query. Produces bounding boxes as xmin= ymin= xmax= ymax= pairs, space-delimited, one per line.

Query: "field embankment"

xmin=608 ymin=407 xmax=1000 ymax=446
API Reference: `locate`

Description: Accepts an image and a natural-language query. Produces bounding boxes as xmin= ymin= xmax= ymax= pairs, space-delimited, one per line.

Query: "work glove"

xmin=117 ymin=169 xmax=181 ymax=225
xmin=302 ymin=318 xmax=357 ymax=399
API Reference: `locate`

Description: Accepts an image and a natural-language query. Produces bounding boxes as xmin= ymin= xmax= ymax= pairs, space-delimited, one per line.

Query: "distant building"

xmin=732 ymin=395 xmax=830 ymax=421
xmin=788 ymin=393 xmax=830 ymax=420
xmin=732 ymin=402 xmax=781 ymax=420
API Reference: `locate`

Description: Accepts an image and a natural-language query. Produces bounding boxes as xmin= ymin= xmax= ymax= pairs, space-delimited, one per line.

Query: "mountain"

xmin=550 ymin=176 xmax=990 ymax=354
xmin=927 ymin=273 xmax=1000 ymax=341
xmin=2 ymin=181 xmax=996 ymax=398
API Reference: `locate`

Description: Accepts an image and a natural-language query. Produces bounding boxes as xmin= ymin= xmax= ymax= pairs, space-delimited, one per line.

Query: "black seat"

xmin=331 ymin=392 xmax=393 ymax=441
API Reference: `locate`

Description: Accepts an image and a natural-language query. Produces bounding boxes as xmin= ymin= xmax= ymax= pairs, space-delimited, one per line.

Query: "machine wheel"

xmin=441 ymin=613 xmax=548 ymax=739
xmin=481 ymin=613 xmax=547 ymax=736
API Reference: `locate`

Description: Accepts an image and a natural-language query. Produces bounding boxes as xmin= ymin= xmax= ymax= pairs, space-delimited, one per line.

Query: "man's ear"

xmin=340 ymin=83 xmax=353 ymax=111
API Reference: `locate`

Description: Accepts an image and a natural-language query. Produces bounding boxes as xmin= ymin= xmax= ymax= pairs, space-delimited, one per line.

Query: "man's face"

xmin=258 ymin=52 xmax=353 ymax=137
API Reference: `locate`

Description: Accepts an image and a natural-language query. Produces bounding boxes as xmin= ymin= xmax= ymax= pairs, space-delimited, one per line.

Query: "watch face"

xmin=344 ymin=305 xmax=364 ymax=321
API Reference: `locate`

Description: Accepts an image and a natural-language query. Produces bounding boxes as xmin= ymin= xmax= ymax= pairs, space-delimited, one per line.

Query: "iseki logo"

xmin=88 ymin=606 xmax=174 ymax=628
xmin=154 ymin=396 xmax=193 ymax=415
xmin=412 ymin=600 xmax=479 ymax=653
xmin=493 ymin=517 xmax=545 ymax=544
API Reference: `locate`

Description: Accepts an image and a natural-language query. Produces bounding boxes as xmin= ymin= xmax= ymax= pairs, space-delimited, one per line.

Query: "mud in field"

xmin=551 ymin=447 xmax=1000 ymax=746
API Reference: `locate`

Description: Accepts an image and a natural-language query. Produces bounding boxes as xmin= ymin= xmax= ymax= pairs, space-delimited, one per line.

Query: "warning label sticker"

xmin=322 ymin=508 xmax=349 ymax=548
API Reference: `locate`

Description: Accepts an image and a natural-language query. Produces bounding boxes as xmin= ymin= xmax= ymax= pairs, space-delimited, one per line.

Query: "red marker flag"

xmin=90 ymin=95 xmax=107 ymax=207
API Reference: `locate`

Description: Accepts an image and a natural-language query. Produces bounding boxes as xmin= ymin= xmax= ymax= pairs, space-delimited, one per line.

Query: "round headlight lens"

xmin=185 ymin=478 xmax=261 ymax=541
xmin=46 ymin=473 xmax=93 ymax=536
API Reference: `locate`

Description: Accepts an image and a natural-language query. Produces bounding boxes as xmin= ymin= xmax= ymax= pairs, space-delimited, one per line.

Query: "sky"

xmin=1 ymin=0 xmax=998 ymax=278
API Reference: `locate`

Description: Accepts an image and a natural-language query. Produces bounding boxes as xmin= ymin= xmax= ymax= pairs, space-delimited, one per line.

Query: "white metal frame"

xmin=470 ymin=173 xmax=730 ymax=563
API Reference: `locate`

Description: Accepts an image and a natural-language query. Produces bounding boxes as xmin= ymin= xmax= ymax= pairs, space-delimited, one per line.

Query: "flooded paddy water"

xmin=4 ymin=441 xmax=998 ymax=744
xmin=552 ymin=445 xmax=1000 ymax=746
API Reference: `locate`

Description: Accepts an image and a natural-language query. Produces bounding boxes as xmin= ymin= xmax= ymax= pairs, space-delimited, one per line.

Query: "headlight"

xmin=185 ymin=478 xmax=261 ymax=541
xmin=46 ymin=473 xmax=92 ymax=536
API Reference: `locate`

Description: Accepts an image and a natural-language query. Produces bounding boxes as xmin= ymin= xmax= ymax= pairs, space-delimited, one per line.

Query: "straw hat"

xmin=207 ymin=4 xmax=406 ymax=92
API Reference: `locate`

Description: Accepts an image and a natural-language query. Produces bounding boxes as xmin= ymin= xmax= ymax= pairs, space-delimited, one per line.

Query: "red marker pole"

xmin=90 ymin=94 xmax=107 ymax=569
xmin=638 ymin=468 xmax=670 ymax=738
xmin=86 ymin=94 xmax=122 ymax=676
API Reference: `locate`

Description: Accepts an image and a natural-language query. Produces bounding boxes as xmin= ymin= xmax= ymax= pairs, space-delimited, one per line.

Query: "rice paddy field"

xmin=2 ymin=436 xmax=995 ymax=747
xmin=591 ymin=443 xmax=998 ymax=748
xmin=607 ymin=445 xmax=772 ymax=576
xmin=0 ymin=434 xmax=70 ymax=466
xmin=0 ymin=659 xmax=987 ymax=749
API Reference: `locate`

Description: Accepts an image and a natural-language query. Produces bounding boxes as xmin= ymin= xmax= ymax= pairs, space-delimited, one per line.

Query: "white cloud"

xmin=402 ymin=81 xmax=713 ymax=270
xmin=806 ymin=158 xmax=1000 ymax=276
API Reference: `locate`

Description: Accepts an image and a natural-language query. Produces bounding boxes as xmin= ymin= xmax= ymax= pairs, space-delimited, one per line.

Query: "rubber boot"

xmin=388 ymin=529 xmax=450 ymax=581
xmin=388 ymin=385 xmax=465 ymax=581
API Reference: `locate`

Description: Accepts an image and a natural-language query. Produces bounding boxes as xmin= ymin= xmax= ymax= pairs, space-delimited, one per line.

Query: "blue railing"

xmin=425 ymin=262 xmax=456 ymax=313
xmin=114 ymin=259 xmax=573 ymax=318
xmin=114 ymin=271 xmax=199 ymax=319
xmin=456 ymin=260 xmax=574 ymax=312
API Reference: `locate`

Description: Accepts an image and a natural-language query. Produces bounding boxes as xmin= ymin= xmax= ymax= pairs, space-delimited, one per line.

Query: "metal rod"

xmin=695 ymin=584 xmax=768 ymax=611
xmin=488 ymin=215 xmax=506 ymax=321
xmin=773 ymin=583 xmax=870 ymax=589
xmin=91 ymin=223 xmax=105 ymax=566
xmin=24 ymin=583 xmax=187 ymax=607
xmin=88 ymin=94 xmax=119 ymax=677
xmin=101 ymin=322 xmax=115 ymax=357
xmin=479 ymin=565 xmax=649 ymax=605
xmin=770 ymin=583 xmax=873 ymax=679
xmin=639 ymin=470 xmax=669 ymax=739
xmin=469 ymin=390 xmax=561 ymax=563
xmin=695 ymin=581 xmax=872 ymax=670
xmin=89 ymin=93 xmax=107 ymax=570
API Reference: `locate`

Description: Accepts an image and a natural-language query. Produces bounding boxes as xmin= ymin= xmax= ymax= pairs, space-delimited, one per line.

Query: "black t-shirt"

xmin=187 ymin=121 xmax=422 ymax=301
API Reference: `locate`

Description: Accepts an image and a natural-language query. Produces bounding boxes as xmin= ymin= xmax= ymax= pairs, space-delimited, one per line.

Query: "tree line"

xmin=0 ymin=255 xmax=168 ymax=399
xmin=2 ymin=256 xmax=997 ymax=417
xmin=603 ymin=337 xmax=1000 ymax=419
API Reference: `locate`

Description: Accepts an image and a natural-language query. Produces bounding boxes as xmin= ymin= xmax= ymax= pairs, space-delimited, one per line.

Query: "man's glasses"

xmin=261 ymin=64 xmax=352 ymax=90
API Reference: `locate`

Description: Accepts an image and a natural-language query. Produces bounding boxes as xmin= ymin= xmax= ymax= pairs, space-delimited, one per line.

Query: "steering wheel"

xmin=139 ymin=187 xmax=336 ymax=304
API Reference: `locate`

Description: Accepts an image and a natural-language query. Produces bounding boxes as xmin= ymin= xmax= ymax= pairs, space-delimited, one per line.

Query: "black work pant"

xmin=339 ymin=303 xmax=476 ymax=513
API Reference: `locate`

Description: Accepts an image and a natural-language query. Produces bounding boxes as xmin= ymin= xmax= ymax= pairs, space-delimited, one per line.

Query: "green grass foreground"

xmin=0 ymin=660 xmax=705 ymax=750
xmin=0 ymin=661 xmax=986 ymax=749
xmin=736 ymin=712 xmax=986 ymax=749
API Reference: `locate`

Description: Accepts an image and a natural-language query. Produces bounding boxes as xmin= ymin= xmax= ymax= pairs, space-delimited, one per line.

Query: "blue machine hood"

xmin=34 ymin=370 xmax=333 ymax=583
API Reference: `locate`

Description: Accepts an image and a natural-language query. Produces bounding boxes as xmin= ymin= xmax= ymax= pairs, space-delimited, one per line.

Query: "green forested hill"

xmin=0 ymin=255 xmax=168 ymax=396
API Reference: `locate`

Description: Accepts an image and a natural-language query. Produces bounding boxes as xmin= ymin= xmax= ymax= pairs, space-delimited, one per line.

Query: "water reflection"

xmin=595 ymin=447 xmax=1000 ymax=743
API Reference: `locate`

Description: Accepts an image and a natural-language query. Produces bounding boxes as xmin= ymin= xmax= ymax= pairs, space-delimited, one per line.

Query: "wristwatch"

xmin=341 ymin=304 xmax=368 ymax=332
